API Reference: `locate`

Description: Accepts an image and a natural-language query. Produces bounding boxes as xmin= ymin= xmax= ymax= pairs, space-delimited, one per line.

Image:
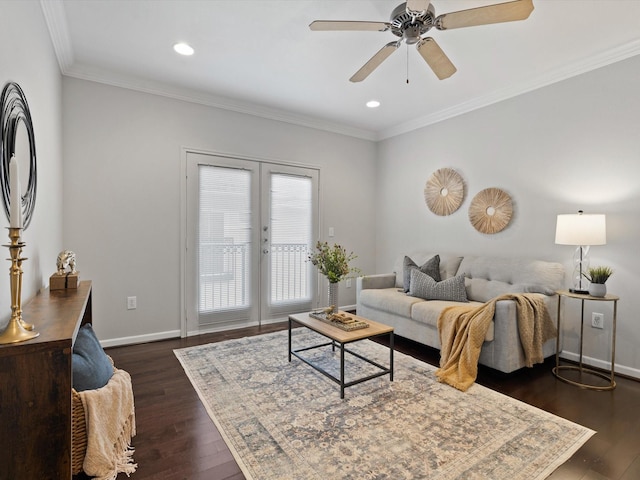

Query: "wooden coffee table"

xmin=288 ymin=311 xmax=394 ymax=398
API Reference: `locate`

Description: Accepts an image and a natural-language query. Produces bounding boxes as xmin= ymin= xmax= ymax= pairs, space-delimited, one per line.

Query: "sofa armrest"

xmin=492 ymin=294 xmax=558 ymax=339
xmin=356 ymin=273 xmax=396 ymax=300
xmin=482 ymin=294 xmax=558 ymax=372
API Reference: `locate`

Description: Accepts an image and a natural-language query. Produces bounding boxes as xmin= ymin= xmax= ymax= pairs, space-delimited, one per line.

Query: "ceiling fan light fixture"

xmin=366 ymin=100 xmax=381 ymax=108
xmin=310 ymin=0 xmax=534 ymax=82
xmin=173 ymin=42 xmax=194 ymax=56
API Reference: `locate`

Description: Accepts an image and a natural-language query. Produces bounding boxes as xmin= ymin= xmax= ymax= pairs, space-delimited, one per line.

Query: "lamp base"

xmin=569 ymin=288 xmax=589 ymax=295
xmin=0 ymin=317 xmax=39 ymax=344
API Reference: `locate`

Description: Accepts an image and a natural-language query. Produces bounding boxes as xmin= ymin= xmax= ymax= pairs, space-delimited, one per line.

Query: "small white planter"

xmin=589 ymin=283 xmax=607 ymax=297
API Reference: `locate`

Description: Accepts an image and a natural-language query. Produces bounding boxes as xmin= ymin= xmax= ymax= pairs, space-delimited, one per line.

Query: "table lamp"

xmin=555 ymin=210 xmax=606 ymax=294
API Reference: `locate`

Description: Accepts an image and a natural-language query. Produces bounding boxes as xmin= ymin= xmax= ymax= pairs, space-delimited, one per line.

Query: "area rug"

xmin=174 ymin=329 xmax=594 ymax=480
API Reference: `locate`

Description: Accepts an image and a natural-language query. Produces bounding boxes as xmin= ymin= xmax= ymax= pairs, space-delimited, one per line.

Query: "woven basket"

xmin=71 ymin=356 xmax=115 ymax=475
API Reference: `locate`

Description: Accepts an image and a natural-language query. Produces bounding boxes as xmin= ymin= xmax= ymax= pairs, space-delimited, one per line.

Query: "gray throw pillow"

xmin=409 ymin=269 xmax=469 ymax=302
xmin=403 ymin=254 xmax=441 ymax=293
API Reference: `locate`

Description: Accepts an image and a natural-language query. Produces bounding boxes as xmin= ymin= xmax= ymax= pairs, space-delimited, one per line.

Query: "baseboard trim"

xmin=100 ymin=320 xmax=640 ymax=381
xmin=560 ymin=350 xmax=640 ymax=380
xmin=101 ymin=317 xmax=291 ymax=347
xmin=100 ymin=330 xmax=181 ymax=348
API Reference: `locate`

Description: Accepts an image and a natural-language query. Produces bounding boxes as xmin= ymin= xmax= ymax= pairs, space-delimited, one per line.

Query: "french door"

xmin=184 ymin=152 xmax=319 ymax=335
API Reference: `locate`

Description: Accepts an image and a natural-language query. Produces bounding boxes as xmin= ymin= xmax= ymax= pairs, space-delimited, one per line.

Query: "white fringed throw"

xmin=79 ymin=367 xmax=137 ymax=480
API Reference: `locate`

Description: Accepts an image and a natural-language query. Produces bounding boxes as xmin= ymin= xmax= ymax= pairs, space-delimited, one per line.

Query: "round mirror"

xmin=1 ymin=82 xmax=37 ymax=229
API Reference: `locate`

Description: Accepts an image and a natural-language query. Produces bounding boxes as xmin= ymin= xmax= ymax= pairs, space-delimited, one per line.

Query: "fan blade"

xmin=435 ymin=0 xmax=534 ymax=30
xmin=406 ymin=0 xmax=430 ymax=14
xmin=416 ymin=37 xmax=457 ymax=80
xmin=350 ymin=41 xmax=401 ymax=83
xmin=309 ymin=20 xmax=390 ymax=32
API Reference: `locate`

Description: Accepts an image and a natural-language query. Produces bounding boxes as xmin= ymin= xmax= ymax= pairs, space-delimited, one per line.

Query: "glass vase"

xmin=328 ymin=282 xmax=339 ymax=314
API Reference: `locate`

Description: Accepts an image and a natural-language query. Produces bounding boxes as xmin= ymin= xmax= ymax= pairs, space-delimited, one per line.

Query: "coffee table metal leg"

xmin=288 ymin=317 xmax=292 ymax=362
xmin=340 ymin=342 xmax=345 ymax=399
xmin=390 ymin=331 xmax=394 ymax=381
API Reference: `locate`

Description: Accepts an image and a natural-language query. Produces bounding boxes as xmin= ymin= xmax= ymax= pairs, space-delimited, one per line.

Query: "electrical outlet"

xmin=127 ymin=296 xmax=137 ymax=310
xmin=346 ymin=278 xmax=352 ymax=288
xmin=591 ymin=312 xmax=604 ymax=329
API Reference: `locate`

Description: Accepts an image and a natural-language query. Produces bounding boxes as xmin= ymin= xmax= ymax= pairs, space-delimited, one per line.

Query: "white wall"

xmin=55 ymin=9 xmax=640 ymax=377
xmin=62 ymin=78 xmax=377 ymax=344
xmin=0 ymin=1 xmax=63 ymax=328
xmin=376 ymin=55 xmax=640 ymax=377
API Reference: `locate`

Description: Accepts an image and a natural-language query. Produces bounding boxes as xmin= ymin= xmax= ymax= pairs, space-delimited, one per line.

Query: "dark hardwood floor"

xmin=90 ymin=322 xmax=640 ymax=480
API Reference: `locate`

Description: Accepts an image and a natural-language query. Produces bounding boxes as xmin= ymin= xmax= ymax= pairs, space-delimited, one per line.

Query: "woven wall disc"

xmin=424 ymin=168 xmax=465 ymax=216
xmin=468 ymin=187 xmax=513 ymax=234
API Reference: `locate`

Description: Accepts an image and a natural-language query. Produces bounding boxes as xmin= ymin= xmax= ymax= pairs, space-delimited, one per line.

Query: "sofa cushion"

xmin=440 ymin=255 xmax=464 ymax=280
xmin=409 ymin=270 xmax=469 ymax=302
xmin=458 ymin=256 xmax=565 ymax=302
xmin=410 ymin=299 xmax=493 ymax=341
xmin=358 ymin=287 xmax=424 ymax=317
xmin=72 ymin=324 xmax=114 ymax=392
xmin=402 ymin=255 xmax=441 ymax=292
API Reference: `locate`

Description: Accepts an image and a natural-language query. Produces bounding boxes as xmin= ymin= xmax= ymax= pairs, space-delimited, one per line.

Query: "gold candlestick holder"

xmin=0 ymin=227 xmax=39 ymax=344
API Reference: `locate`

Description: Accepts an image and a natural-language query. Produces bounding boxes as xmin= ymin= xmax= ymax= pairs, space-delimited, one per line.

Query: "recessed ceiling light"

xmin=366 ymin=100 xmax=381 ymax=108
xmin=173 ymin=43 xmax=194 ymax=56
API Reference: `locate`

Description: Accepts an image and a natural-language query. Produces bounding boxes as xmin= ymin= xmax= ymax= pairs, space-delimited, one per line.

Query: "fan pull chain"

xmin=406 ymin=44 xmax=410 ymax=84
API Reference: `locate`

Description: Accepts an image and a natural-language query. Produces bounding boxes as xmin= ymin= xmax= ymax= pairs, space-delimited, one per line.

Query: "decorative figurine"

xmin=56 ymin=250 xmax=77 ymax=275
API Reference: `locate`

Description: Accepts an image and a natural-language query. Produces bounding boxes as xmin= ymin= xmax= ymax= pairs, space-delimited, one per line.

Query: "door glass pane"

xmin=198 ymin=165 xmax=251 ymax=314
xmin=269 ymin=173 xmax=312 ymax=306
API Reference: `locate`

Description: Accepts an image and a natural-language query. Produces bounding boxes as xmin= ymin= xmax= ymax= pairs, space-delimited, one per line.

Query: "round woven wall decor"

xmin=468 ymin=187 xmax=513 ymax=234
xmin=424 ymin=168 xmax=465 ymax=216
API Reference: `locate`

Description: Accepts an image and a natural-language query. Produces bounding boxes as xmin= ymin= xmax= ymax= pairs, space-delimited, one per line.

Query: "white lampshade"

xmin=555 ymin=213 xmax=606 ymax=246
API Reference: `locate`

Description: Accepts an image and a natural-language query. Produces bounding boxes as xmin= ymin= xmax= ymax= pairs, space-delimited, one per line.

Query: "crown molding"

xmin=39 ymin=1 xmax=376 ymax=141
xmin=378 ymin=39 xmax=640 ymax=140
xmin=40 ymin=1 xmax=640 ymax=143
xmin=40 ymin=0 xmax=74 ymax=73
xmin=64 ymin=65 xmax=378 ymax=141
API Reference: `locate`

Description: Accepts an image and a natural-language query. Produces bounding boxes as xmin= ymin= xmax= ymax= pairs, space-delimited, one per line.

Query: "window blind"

xmin=198 ymin=165 xmax=251 ymax=313
xmin=269 ymin=173 xmax=312 ymax=306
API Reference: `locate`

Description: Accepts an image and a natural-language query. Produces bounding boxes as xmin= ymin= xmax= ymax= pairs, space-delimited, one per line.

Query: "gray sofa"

xmin=356 ymin=252 xmax=565 ymax=373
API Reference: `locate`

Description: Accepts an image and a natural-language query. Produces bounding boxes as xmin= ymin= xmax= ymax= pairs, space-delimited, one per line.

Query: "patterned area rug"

xmin=174 ymin=329 xmax=594 ymax=480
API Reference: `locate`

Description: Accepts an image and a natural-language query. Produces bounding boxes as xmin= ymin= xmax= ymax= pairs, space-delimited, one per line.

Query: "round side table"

xmin=553 ymin=289 xmax=619 ymax=391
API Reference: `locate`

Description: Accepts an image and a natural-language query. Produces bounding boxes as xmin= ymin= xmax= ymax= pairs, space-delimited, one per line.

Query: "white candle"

xmin=9 ymin=154 xmax=22 ymax=229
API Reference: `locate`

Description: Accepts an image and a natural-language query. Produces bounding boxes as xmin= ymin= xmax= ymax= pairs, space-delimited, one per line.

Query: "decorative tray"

xmin=309 ymin=311 xmax=369 ymax=331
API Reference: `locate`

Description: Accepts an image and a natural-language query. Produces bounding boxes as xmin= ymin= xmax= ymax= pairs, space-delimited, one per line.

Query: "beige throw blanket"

xmin=79 ymin=367 xmax=137 ymax=480
xmin=436 ymin=293 xmax=557 ymax=392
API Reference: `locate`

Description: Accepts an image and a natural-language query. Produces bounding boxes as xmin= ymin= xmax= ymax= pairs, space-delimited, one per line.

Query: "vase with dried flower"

xmin=308 ymin=241 xmax=360 ymax=313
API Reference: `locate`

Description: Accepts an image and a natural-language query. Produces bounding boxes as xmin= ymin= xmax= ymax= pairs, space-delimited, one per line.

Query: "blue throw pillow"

xmin=72 ymin=324 xmax=113 ymax=392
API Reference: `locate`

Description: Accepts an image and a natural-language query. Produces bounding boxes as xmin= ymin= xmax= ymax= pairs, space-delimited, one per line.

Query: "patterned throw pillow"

xmin=409 ymin=269 xmax=469 ymax=302
xmin=403 ymin=255 xmax=441 ymax=293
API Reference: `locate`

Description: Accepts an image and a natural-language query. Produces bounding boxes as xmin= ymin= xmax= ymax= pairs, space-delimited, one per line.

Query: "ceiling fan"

xmin=309 ymin=0 xmax=534 ymax=82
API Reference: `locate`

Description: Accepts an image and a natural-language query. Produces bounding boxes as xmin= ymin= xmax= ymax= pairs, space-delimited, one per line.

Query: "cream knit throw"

xmin=79 ymin=367 xmax=137 ymax=480
xmin=436 ymin=293 xmax=557 ymax=392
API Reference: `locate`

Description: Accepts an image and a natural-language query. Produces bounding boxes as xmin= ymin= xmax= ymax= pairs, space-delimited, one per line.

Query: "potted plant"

xmin=583 ymin=266 xmax=613 ymax=297
xmin=308 ymin=241 xmax=360 ymax=313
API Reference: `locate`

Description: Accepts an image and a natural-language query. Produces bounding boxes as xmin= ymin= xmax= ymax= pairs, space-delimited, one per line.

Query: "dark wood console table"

xmin=0 ymin=280 xmax=92 ymax=479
